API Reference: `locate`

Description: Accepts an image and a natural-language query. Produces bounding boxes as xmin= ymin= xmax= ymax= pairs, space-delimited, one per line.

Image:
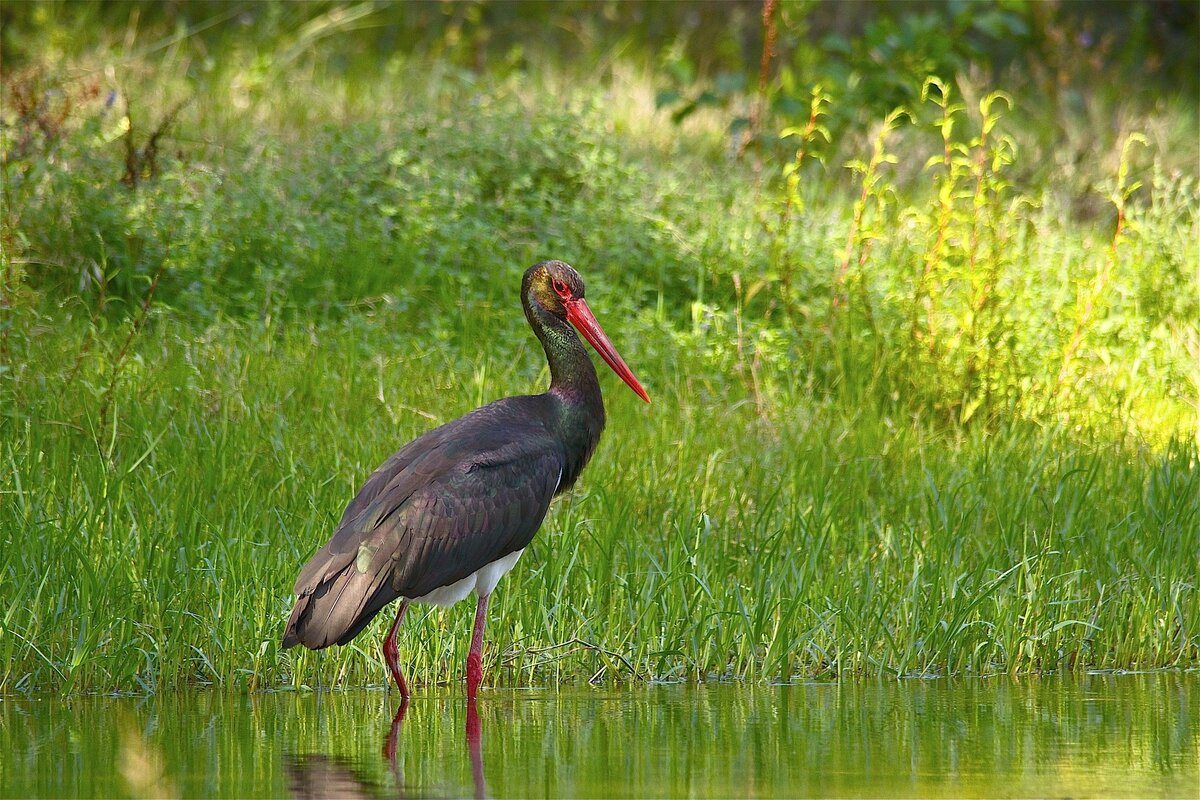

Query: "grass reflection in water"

xmin=1 ymin=675 xmax=1195 ymax=799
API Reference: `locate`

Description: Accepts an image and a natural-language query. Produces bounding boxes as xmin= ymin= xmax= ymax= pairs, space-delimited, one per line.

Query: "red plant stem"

xmin=741 ymin=0 xmax=779 ymax=159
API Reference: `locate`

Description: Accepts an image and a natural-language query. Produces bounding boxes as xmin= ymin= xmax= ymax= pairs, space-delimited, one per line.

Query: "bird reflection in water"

xmin=286 ymin=699 xmax=486 ymax=800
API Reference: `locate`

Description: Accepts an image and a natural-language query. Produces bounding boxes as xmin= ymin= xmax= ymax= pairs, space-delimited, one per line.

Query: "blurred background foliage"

xmin=1 ymin=0 xmax=1197 ymax=437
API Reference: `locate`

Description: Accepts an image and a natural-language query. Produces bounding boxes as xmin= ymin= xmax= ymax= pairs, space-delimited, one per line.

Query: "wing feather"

xmin=283 ymin=396 xmax=564 ymax=650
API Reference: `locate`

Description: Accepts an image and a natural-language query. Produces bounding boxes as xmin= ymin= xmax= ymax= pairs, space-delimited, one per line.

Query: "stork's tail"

xmin=281 ymin=594 xmax=315 ymax=649
xmin=282 ymin=564 xmax=398 ymax=650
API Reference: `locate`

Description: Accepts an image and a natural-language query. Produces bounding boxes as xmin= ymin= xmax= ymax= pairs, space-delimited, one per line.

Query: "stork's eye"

xmin=552 ymin=278 xmax=571 ymax=299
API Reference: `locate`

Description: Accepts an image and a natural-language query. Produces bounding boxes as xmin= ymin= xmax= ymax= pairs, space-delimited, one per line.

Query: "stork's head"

xmin=523 ymin=260 xmax=650 ymax=404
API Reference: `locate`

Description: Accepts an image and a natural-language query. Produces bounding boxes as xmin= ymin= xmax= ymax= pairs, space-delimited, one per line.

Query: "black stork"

xmin=282 ymin=260 xmax=650 ymax=701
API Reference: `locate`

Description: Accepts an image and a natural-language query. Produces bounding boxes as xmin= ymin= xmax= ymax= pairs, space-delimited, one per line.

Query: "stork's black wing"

xmin=282 ymin=395 xmax=565 ymax=649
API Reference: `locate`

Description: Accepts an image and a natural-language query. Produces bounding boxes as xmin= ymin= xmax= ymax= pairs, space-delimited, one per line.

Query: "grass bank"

xmin=3 ymin=312 xmax=1197 ymax=692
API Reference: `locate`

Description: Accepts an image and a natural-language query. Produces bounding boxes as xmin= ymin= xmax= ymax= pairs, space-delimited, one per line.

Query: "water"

xmin=2 ymin=674 xmax=1195 ymax=798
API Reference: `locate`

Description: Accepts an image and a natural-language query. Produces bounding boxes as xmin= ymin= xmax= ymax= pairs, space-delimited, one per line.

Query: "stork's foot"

xmin=466 ymin=652 xmax=483 ymax=703
xmin=383 ymin=600 xmax=411 ymax=699
xmin=466 ymin=593 xmax=490 ymax=702
xmin=384 ymin=642 xmax=409 ymax=698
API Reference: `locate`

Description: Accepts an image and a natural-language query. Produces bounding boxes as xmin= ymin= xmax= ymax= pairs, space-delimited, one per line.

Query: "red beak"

xmin=564 ymin=299 xmax=651 ymax=404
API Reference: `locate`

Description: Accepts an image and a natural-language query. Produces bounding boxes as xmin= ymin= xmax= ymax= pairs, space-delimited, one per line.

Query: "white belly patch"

xmin=407 ymin=549 xmax=525 ymax=607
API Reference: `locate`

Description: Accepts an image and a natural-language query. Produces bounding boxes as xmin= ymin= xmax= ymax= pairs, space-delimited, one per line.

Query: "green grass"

xmin=1 ymin=3 xmax=1197 ymax=693
xmin=1 ymin=310 xmax=1196 ymax=692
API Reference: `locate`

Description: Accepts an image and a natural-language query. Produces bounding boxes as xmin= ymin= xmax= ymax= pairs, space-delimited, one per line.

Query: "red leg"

xmin=382 ymin=600 xmax=410 ymax=699
xmin=466 ymin=592 xmax=490 ymax=702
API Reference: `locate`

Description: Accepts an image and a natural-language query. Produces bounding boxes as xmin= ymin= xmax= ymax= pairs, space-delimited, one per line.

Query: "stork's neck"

xmin=527 ymin=303 xmax=605 ymax=415
xmin=524 ymin=300 xmax=606 ymax=478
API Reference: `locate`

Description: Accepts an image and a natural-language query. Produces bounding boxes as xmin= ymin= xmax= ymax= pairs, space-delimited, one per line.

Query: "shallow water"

xmin=1 ymin=674 xmax=1196 ymax=798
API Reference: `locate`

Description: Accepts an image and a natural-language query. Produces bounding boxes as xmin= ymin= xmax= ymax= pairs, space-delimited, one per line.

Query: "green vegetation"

xmin=2 ymin=2 xmax=1197 ymax=693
